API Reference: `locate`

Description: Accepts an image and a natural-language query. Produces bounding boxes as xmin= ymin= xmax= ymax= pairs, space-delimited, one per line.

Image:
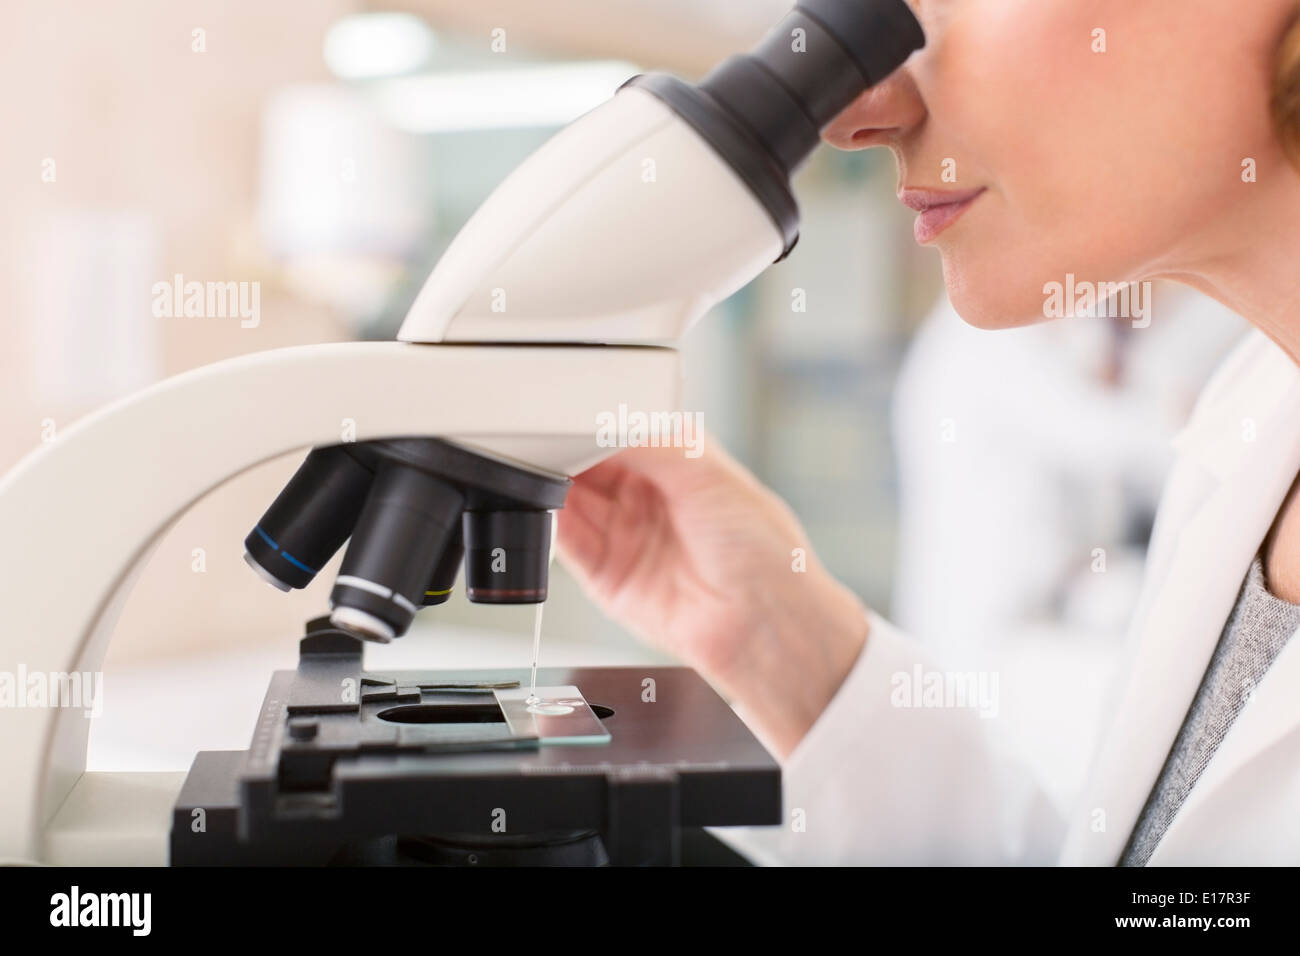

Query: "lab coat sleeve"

xmin=715 ymin=610 xmax=1066 ymax=865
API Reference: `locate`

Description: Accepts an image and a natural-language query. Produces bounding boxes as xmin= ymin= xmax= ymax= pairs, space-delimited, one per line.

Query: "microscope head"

xmin=244 ymin=0 xmax=924 ymax=643
xmin=396 ymin=0 xmax=924 ymax=346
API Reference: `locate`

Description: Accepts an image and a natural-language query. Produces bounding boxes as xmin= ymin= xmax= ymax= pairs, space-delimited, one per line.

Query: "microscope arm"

xmin=0 ymin=341 xmax=678 ymax=863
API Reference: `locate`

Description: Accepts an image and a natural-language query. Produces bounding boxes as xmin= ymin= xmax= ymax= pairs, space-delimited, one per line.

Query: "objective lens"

xmin=421 ymin=522 xmax=464 ymax=607
xmin=243 ymin=446 xmax=374 ymax=591
xmin=329 ymin=462 xmax=464 ymax=642
xmin=463 ymin=510 xmax=552 ymax=604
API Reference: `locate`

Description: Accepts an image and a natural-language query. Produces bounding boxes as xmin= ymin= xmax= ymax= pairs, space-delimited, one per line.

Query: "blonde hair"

xmin=1272 ymin=9 xmax=1300 ymax=166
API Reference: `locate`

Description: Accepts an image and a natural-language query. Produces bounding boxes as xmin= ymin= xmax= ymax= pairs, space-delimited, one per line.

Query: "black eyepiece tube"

xmin=798 ymin=0 xmax=927 ymax=91
xmin=700 ymin=0 xmax=925 ymax=175
xmin=625 ymin=0 xmax=924 ymax=257
xmin=243 ymin=446 xmax=374 ymax=592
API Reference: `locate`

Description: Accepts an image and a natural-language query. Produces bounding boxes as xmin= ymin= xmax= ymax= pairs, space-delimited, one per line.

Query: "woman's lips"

xmin=899 ymin=187 xmax=987 ymax=243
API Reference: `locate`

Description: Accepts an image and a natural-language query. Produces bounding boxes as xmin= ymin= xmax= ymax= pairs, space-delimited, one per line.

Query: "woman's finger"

xmin=555 ymin=497 xmax=608 ymax=574
xmin=571 ymin=456 xmax=632 ymax=495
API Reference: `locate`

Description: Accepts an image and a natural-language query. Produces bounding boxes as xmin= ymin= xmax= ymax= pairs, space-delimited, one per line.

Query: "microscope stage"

xmin=169 ymin=620 xmax=781 ymax=865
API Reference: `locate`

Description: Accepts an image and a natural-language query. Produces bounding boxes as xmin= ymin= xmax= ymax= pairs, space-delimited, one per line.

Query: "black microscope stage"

xmin=171 ymin=619 xmax=781 ymax=866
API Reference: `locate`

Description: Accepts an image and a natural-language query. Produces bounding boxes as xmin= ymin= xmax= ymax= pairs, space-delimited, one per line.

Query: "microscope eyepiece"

xmin=701 ymin=0 xmax=924 ymax=175
xmin=795 ymin=0 xmax=927 ymax=98
xmin=624 ymin=0 xmax=924 ymax=256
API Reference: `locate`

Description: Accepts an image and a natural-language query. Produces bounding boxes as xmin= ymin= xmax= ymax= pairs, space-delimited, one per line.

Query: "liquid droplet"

xmin=526 ymin=701 xmax=574 ymax=716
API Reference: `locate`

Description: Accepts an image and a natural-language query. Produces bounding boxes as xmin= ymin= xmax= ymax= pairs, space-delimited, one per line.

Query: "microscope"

xmin=0 ymin=0 xmax=923 ymax=866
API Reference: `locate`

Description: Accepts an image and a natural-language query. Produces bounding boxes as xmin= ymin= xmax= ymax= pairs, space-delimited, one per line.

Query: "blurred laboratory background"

xmin=2 ymin=1 xmax=1247 ymax=809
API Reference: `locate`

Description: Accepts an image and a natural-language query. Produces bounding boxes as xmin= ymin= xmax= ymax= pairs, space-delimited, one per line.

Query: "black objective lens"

xmin=329 ymin=462 xmax=465 ymax=642
xmin=243 ymin=446 xmax=374 ymax=591
xmin=421 ymin=522 xmax=465 ymax=607
xmin=463 ymin=510 xmax=552 ymax=604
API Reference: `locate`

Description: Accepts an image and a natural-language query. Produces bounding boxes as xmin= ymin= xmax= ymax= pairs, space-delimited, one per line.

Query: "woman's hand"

xmin=556 ymin=437 xmax=870 ymax=758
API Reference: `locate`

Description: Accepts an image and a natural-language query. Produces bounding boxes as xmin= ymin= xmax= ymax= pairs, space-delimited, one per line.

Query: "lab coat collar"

xmin=1063 ymin=330 xmax=1300 ymax=865
xmin=1168 ymin=329 xmax=1300 ymax=482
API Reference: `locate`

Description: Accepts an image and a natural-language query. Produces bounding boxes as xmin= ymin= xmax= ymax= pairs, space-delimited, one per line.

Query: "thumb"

xmin=554 ymin=481 xmax=608 ymax=574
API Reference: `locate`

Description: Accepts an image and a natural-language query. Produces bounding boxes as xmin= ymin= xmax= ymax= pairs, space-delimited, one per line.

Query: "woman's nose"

xmin=822 ymin=68 xmax=926 ymax=150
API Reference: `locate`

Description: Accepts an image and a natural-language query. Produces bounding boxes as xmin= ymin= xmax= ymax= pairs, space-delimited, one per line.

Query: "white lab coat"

xmin=721 ymin=328 xmax=1300 ymax=865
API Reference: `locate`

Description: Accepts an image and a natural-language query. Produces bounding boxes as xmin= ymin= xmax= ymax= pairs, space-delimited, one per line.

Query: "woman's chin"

xmin=943 ymin=265 xmax=1051 ymax=331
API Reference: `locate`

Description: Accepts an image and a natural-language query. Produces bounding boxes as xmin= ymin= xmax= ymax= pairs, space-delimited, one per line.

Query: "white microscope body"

xmin=0 ymin=0 xmax=923 ymax=864
xmin=0 ymin=89 xmax=780 ymax=866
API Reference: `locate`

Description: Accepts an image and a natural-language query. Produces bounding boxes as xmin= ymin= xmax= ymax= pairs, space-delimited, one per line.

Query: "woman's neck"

xmin=1178 ymin=167 xmax=1300 ymax=598
xmin=1169 ymin=172 xmax=1300 ymax=368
